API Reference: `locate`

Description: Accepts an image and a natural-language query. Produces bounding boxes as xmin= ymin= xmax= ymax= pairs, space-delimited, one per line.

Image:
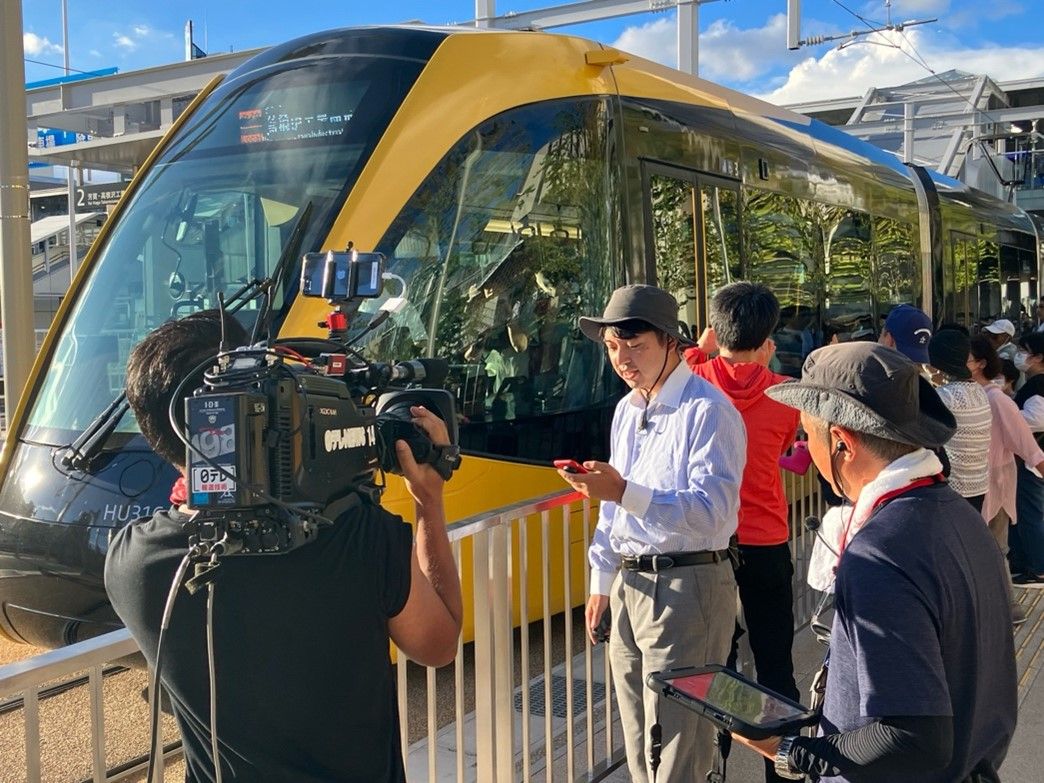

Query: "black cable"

xmin=206 ymin=577 xmax=223 ymax=783
xmin=24 ymin=57 xmax=94 ymax=74
xmin=146 ymin=551 xmax=194 ymax=783
xmin=828 ymin=0 xmax=1012 ymax=134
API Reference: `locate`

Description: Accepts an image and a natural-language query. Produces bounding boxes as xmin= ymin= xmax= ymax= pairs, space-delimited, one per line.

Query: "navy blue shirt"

xmin=821 ymin=482 xmax=1017 ymax=783
xmin=105 ymin=504 xmax=413 ymax=783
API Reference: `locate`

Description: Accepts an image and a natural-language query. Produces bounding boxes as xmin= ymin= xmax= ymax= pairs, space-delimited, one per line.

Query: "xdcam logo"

xmin=324 ymin=425 xmax=374 ymax=452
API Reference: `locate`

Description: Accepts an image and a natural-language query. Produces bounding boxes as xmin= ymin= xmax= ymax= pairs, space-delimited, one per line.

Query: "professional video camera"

xmin=180 ymin=248 xmax=461 ymax=560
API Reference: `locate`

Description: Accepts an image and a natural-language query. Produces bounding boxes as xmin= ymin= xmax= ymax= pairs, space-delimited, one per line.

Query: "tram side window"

xmin=827 ymin=216 xmax=919 ymax=338
xmin=741 ymin=189 xmax=829 ymax=377
xmin=946 ymin=234 xmax=997 ymax=329
xmin=701 ymin=185 xmax=742 ymax=300
xmin=369 ymin=98 xmax=619 ymax=461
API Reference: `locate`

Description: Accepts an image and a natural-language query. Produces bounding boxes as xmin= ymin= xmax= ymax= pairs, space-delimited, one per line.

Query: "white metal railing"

xmin=0 ymin=475 xmax=824 ymax=783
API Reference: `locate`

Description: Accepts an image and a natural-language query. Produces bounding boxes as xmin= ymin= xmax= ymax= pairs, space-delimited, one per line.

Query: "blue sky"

xmin=20 ymin=1 xmax=1044 ymax=103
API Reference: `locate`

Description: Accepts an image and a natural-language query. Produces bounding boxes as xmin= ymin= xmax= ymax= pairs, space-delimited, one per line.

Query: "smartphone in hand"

xmin=553 ymin=459 xmax=589 ymax=474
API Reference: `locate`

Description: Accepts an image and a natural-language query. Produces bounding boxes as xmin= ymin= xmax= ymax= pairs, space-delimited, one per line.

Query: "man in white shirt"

xmin=558 ymin=284 xmax=746 ymax=783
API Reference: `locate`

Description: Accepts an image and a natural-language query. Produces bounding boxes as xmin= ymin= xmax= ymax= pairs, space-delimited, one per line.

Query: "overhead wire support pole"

xmin=474 ymin=1 xmax=726 ymax=75
xmin=63 ymin=0 xmax=78 ymax=278
xmin=0 ymin=0 xmax=36 ymax=427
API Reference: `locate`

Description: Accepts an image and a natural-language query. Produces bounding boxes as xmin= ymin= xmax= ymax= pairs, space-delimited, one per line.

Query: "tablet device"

xmin=646 ymin=665 xmax=818 ymax=740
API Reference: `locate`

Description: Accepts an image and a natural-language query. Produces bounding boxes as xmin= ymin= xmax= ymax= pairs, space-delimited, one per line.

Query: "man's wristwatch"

xmin=773 ymin=736 xmax=804 ymax=780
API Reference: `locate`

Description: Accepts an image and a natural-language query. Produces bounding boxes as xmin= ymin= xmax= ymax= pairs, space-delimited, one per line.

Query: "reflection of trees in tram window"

xmin=369 ymin=98 xmax=622 ymax=460
xmin=649 ymin=174 xmax=697 ymax=314
xmin=702 ymin=186 xmax=741 ymax=296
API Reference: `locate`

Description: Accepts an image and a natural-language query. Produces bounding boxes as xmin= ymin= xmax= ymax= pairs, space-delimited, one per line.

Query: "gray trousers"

xmin=609 ymin=559 xmax=737 ymax=783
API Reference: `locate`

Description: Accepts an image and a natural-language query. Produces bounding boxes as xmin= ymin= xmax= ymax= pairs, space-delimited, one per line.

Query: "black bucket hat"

xmin=928 ymin=329 xmax=972 ymax=381
xmin=765 ymin=342 xmax=956 ymax=449
xmin=579 ymin=284 xmax=694 ymax=345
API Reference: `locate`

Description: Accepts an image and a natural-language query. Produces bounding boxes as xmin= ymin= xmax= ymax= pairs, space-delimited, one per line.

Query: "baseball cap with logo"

xmin=984 ymin=319 xmax=1016 ymax=338
xmin=883 ymin=304 xmax=932 ymax=364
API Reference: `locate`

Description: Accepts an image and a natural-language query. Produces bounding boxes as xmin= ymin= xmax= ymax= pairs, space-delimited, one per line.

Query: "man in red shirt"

xmin=685 ymin=282 xmax=800 ymax=783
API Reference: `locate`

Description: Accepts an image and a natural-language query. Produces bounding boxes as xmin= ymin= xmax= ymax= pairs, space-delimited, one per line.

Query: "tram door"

xmin=642 ymin=164 xmax=741 ymax=340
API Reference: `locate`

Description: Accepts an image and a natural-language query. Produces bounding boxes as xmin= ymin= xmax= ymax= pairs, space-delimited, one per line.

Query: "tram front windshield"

xmin=25 ymin=54 xmax=424 ymax=441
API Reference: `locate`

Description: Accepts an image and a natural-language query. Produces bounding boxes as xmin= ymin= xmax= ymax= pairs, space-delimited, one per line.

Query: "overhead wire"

xmin=827 ymin=0 xmax=1011 ymax=131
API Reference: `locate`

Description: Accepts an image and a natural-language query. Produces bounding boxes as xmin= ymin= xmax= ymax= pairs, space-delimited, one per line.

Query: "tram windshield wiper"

xmin=59 ymin=392 xmax=130 ymax=472
xmin=56 ymin=202 xmax=314 ymax=473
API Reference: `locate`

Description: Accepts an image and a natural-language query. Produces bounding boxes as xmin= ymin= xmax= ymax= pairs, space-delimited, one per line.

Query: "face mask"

xmin=1015 ymin=352 xmax=1031 ymax=372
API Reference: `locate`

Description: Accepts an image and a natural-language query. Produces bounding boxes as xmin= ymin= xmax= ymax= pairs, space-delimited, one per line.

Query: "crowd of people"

xmin=559 ymin=284 xmax=1038 ymax=782
xmin=102 ymin=282 xmax=1043 ymax=782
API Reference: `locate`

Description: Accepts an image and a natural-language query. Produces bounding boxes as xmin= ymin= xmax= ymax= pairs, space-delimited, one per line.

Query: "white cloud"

xmin=111 ymin=23 xmax=175 ymax=55
xmin=113 ymin=33 xmax=137 ymax=51
xmin=613 ymin=13 xmax=813 ymax=83
xmin=23 ymin=32 xmax=63 ymax=57
xmin=888 ymin=0 xmax=951 ymax=14
xmin=611 ymin=17 xmax=674 ymax=66
xmin=760 ymin=29 xmax=1044 ymax=105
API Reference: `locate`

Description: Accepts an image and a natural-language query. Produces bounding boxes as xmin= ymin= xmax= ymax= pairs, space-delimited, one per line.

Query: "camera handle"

xmin=649 ymin=699 xmax=731 ymax=783
xmin=707 ymin=729 xmax=731 ymax=782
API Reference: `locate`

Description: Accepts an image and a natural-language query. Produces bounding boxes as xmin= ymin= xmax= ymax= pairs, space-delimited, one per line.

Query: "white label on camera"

xmin=324 ymin=425 xmax=372 ymax=452
xmin=192 ymin=465 xmax=236 ymax=494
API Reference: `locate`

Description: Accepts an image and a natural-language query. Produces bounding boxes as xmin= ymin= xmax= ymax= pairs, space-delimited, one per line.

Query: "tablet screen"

xmin=670 ymin=671 xmax=808 ymax=725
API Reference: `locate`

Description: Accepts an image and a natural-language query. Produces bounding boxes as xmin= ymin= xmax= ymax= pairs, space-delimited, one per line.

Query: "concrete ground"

xmin=1 ymin=587 xmax=1042 ymax=782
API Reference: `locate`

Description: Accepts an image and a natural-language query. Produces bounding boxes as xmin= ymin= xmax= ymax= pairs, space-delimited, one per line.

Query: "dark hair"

xmin=938 ymin=322 xmax=970 ymax=336
xmin=601 ymin=319 xmax=669 ymax=344
xmin=1019 ymin=331 xmax=1044 ymax=357
xmin=125 ymin=310 xmax=248 ymax=467
xmin=709 ymin=281 xmax=780 ymax=351
xmin=1001 ymin=358 xmax=1020 ymax=385
xmin=969 ymin=335 xmax=1002 ymax=379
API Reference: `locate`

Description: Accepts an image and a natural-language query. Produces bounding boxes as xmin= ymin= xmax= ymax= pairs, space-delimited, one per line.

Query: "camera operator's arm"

xmin=387 ymin=406 xmax=464 ymax=668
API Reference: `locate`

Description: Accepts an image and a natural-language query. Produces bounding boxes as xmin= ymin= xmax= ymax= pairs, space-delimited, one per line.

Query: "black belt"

xmin=620 ymin=550 xmax=728 ymax=572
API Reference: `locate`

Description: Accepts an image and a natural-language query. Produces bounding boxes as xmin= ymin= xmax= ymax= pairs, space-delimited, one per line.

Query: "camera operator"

xmin=735 ymin=343 xmax=1016 ymax=782
xmin=104 ymin=311 xmax=462 ymax=782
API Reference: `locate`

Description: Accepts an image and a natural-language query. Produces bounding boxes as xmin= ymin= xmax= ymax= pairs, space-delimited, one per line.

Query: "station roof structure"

xmin=26 ymin=49 xmax=259 ymax=174
xmin=786 ymin=71 xmax=1044 ymax=209
xmin=23 ymin=39 xmax=1044 ymax=210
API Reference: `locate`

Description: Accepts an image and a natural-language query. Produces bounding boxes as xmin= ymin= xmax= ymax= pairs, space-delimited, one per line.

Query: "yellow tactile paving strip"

xmin=1014 ymin=587 xmax=1044 ymax=702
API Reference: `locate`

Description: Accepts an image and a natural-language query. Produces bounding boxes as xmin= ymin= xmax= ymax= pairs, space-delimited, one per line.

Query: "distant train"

xmin=0 ymin=25 xmax=1038 ymax=647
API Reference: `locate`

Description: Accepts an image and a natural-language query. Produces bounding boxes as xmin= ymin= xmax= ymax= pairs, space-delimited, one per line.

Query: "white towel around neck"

xmin=806 ymin=448 xmax=944 ymax=593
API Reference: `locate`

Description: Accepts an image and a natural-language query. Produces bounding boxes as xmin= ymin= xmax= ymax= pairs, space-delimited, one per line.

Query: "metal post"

xmin=0 ymin=0 xmax=36 ymax=421
xmin=903 ymin=101 xmax=915 ymax=164
xmin=677 ymin=1 xmax=699 ymax=76
xmin=476 ymin=0 xmax=495 ymax=28
xmin=63 ymin=0 xmax=78 ymax=277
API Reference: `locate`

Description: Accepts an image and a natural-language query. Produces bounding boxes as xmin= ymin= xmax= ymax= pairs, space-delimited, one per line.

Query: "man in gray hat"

xmin=558 ymin=284 xmax=746 ymax=783
xmin=734 ymin=343 xmax=1016 ymax=783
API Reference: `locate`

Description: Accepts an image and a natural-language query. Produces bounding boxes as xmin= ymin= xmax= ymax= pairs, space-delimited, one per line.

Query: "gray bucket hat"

xmin=765 ymin=342 xmax=956 ymax=449
xmin=579 ymin=284 xmax=694 ymax=345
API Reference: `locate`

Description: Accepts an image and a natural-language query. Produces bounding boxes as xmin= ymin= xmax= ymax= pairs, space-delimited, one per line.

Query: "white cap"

xmin=984 ymin=319 xmax=1016 ymax=337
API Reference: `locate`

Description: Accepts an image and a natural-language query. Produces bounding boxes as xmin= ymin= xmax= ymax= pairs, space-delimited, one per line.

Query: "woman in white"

xmin=927 ymin=329 xmax=992 ymax=512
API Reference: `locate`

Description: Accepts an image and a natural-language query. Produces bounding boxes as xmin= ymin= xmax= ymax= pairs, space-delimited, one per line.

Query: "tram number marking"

xmin=192 ymin=466 xmax=236 ymax=494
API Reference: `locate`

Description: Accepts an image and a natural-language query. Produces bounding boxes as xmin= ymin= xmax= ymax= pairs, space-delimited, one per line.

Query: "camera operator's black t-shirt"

xmin=104 ymin=502 xmax=413 ymax=783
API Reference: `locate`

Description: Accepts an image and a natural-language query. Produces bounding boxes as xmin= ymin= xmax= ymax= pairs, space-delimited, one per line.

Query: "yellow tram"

xmin=0 ymin=26 xmax=1038 ymax=647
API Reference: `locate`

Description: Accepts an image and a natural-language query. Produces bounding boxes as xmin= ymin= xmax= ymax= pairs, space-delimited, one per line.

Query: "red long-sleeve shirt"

xmin=685 ymin=347 xmax=799 ymax=545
